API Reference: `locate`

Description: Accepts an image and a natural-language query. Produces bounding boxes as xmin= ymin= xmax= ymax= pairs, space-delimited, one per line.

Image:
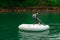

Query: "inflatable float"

xmin=18 ymin=24 xmax=49 ymax=31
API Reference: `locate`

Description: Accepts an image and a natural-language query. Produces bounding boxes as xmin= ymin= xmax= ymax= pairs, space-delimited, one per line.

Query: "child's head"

xmin=35 ymin=11 xmax=39 ymax=13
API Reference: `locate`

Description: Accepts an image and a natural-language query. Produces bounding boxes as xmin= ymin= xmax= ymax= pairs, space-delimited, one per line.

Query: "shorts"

xmin=33 ymin=18 xmax=39 ymax=24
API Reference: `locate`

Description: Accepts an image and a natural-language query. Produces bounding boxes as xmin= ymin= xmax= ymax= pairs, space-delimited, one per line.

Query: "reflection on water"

xmin=18 ymin=30 xmax=49 ymax=40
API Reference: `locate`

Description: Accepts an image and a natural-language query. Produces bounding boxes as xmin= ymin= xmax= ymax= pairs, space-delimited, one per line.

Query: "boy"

xmin=32 ymin=12 xmax=41 ymax=24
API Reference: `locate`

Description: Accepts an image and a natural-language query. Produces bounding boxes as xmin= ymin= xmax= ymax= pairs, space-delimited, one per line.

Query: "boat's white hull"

xmin=18 ymin=24 xmax=49 ymax=31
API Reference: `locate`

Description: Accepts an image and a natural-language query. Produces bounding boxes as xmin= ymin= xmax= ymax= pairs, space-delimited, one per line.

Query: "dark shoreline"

xmin=0 ymin=7 xmax=60 ymax=13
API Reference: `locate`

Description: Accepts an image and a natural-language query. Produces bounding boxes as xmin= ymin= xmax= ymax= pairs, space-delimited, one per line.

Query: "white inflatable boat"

xmin=18 ymin=24 xmax=49 ymax=31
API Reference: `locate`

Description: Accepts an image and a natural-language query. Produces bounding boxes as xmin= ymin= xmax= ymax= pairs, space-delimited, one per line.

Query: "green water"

xmin=0 ymin=12 xmax=60 ymax=40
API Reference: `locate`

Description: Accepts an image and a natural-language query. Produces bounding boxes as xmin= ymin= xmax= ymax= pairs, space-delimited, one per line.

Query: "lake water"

xmin=0 ymin=12 xmax=60 ymax=40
